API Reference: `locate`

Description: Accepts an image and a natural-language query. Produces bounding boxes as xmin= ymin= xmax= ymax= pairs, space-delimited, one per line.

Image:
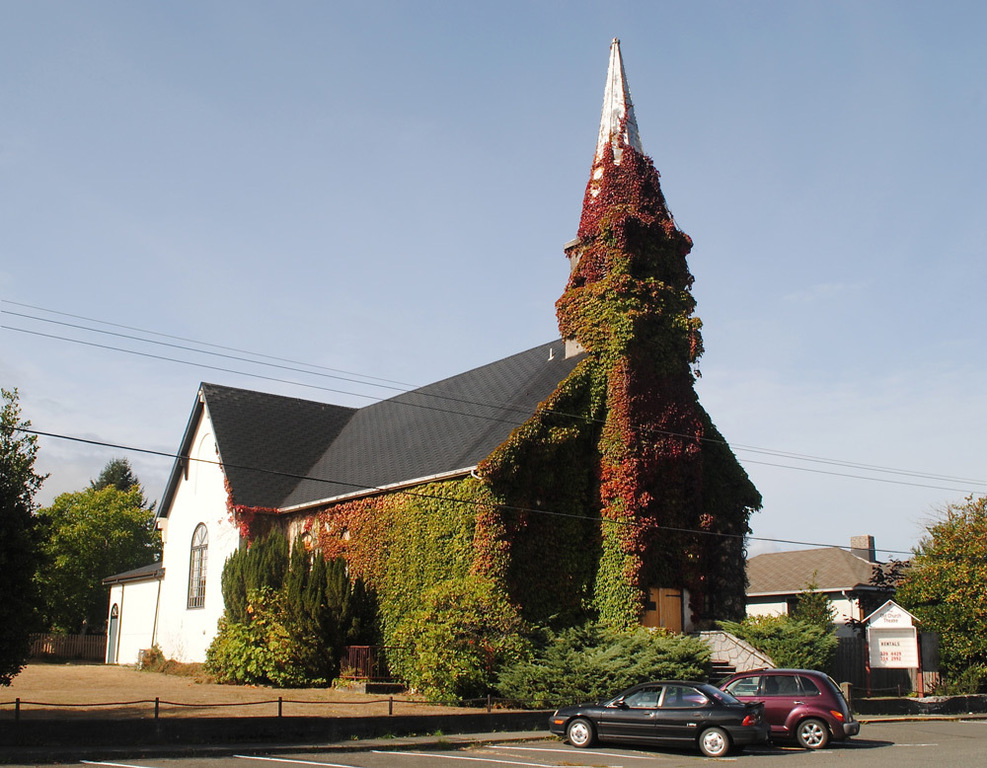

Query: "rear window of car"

xmin=797 ymin=675 xmax=822 ymax=695
xmin=705 ymin=687 xmax=740 ymax=705
xmin=661 ymin=685 xmax=709 ymax=708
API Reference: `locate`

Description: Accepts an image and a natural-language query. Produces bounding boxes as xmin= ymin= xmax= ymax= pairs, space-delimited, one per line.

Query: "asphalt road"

xmin=7 ymin=719 xmax=987 ymax=768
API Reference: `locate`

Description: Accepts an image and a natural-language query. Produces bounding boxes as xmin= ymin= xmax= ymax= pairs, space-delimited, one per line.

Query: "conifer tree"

xmin=0 ymin=389 xmax=45 ymax=685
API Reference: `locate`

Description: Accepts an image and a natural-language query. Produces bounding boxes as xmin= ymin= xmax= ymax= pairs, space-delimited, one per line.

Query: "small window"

xmin=623 ymin=686 xmax=661 ymax=708
xmin=187 ymin=523 xmax=208 ymax=609
xmin=798 ymin=675 xmax=822 ymax=696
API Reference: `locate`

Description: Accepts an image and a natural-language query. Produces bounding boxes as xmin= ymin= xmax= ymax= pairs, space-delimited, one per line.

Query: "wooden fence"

xmin=834 ymin=634 xmax=940 ymax=696
xmin=29 ymin=633 xmax=106 ymax=662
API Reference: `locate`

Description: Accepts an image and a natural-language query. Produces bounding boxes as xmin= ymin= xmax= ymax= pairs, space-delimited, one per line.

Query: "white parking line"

xmin=372 ymin=749 xmax=610 ymax=767
xmin=234 ymin=755 xmax=362 ymax=768
xmin=491 ymin=744 xmax=669 ymax=760
xmin=81 ymin=762 xmax=157 ymax=768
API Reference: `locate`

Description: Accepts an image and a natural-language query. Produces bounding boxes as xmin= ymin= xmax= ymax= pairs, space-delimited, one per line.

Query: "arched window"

xmin=187 ymin=523 xmax=208 ymax=609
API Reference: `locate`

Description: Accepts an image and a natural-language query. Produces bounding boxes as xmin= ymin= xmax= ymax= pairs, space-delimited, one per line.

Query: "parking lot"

xmin=11 ymin=719 xmax=985 ymax=768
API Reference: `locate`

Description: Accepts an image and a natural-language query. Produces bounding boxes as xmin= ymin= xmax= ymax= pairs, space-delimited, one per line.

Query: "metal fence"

xmin=29 ymin=633 xmax=106 ymax=662
xmin=340 ymin=646 xmax=397 ymax=681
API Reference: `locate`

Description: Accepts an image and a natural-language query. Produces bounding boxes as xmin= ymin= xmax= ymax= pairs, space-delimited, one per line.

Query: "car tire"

xmin=566 ymin=717 xmax=596 ymax=748
xmin=698 ymin=726 xmax=731 ymax=757
xmin=796 ymin=718 xmax=829 ymax=749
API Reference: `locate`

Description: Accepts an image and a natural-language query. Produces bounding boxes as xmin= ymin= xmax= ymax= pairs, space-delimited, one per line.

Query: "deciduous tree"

xmin=36 ymin=476 xmax=160 ymax=634
xmin=896 ymin=496 xmax=987 ymax=680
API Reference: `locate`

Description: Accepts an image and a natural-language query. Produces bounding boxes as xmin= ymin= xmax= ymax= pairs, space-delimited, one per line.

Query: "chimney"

xmin=850 ymin=535 xmax=876 ymax=562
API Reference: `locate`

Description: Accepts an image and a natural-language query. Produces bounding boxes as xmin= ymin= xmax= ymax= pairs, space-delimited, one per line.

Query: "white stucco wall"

xmin=154 ymin=411 xmax=242 ymax=663
xmin=746 ymin=593 xmax=861 ymax=637
xmin=107 ymin=578 xmax=161 ymax=665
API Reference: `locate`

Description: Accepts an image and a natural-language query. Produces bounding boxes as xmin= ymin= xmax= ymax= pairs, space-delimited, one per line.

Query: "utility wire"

xmin=19 ymin=426 xmax=916 ymax=558
xmin=6 ymin=300 xmax=986 ymax=493
xmin=2 ymin=299 xmax=416 ymax=388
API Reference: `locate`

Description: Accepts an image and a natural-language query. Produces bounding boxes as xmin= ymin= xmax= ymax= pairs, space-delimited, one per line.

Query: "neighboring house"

xmin=104 ymin=39 xmax=761 ymax=665
xmin=745 ymin=535 xmax=895 ymax=636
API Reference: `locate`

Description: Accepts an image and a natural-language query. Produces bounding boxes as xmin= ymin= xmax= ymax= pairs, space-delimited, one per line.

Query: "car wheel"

xmin=699 ymin=726 xmax=731 ymax=757
xmin=796 ymin=718 xmax=829 ymax=749
xmin=566 ymin=717 xmax=596 ymax=748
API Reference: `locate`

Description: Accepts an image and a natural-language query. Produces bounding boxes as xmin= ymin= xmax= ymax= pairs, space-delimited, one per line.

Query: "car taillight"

xmin=742 ymin=714 xmax=756 ymax=726
xmin=830 ymin=710 xmax=845 ymax=722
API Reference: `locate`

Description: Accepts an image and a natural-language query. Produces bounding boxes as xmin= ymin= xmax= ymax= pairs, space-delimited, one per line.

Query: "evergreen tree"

xmin=91 ymin=458 xmax=152 ymax=510
xmin=221 ymin=529 xmax=290 ymax=624
xmin=213 ymin=530 xmax=380 ymax=685
xmin=0 ymin=389 xmax=45 ymax=685
xmin=790 ymin=576 xmax=835 ymax=630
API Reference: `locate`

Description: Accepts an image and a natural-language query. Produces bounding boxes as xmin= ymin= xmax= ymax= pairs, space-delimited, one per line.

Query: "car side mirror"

xmin=614 ymin=698 xmax=628 ymax=709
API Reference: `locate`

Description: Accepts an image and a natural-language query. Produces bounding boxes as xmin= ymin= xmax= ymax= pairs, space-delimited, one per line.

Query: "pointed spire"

xmin=595 ymin=38 xmax=642 ymax=167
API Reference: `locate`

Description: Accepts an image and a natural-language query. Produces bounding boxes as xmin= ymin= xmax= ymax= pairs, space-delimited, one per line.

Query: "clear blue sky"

xmin=3 ymin=1 xmax=986 ymax=561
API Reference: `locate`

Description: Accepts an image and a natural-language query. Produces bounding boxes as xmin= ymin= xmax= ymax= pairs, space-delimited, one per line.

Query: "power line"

xmin=2 ymin=299 xmax=417 ymax=388
xmin=20 ymin=425 xmax=917 ymax=558
xmin=6 ymin=300 xmax=985 ymax=494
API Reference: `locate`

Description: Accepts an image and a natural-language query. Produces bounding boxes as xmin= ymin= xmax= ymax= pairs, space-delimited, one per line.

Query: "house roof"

xmin=746 ymin=547 xmax=880 ymax=597
xmin=159 ymin=339 xmax=585 ymax=515
xmin=102 ymin=561 xmax=165 ymax=585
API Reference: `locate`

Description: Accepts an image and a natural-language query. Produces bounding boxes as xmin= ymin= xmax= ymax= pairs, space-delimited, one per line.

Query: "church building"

xmin=105 ymin=40 xmax=760 ymax=667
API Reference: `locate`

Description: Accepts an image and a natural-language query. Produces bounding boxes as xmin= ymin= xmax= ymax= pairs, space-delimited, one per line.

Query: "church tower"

xmin=481 ymin=40 xmax=760 ymax=630
xmin=556 ymin=39 xmax=761 ymax=628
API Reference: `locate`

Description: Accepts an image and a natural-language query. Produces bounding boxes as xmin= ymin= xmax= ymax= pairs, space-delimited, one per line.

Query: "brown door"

xmin=642 ymin=587 xmax=683 ymax=632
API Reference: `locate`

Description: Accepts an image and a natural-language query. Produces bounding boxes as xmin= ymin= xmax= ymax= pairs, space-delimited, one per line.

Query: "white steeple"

xmin=595 ymin=38 xmax=643 ymax=167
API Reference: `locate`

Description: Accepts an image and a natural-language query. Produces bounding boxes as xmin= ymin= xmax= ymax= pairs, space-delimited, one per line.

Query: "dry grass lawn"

xmin=0 ymin=662 xmax=481 ymax=720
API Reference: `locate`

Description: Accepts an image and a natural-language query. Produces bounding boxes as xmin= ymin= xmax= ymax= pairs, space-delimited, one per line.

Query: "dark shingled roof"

xmin=162 ymin=340 xmax=585 ymax=513
xmin=746 ymin=547 xmax=879 ymax=596
xmin=280 ymin=339 xmax=583 ymax=508
xmin=203 ymin=384 xmax=358 ymax=509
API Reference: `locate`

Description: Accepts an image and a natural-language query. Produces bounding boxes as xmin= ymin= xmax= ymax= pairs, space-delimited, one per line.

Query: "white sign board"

xmin=868 ymin=603 xmax=915 ymax=629
xmin=865 ymin=601 xmax=920 ymax=669
xmin=869 ymin=627 xmax=919 ymax=668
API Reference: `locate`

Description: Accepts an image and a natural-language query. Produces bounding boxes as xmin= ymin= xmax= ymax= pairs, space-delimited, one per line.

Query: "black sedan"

xmin=549 ymin=680 xmax=770 ymax=758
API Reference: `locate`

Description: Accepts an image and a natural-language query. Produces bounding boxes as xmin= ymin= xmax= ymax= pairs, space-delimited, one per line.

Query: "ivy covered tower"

xmin=481 ymin=39 xmax=760 ymax=630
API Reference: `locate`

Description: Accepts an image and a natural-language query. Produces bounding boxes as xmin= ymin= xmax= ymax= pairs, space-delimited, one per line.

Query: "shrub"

xmin=210 ymin=530 xmax=381 ymax=687
xmin=496 ymin=621 xmax=711 ymax=708
xmin=388 ymin=576 xmax=529 ymax=704
xmin=932 ymin=664 xmax=987 ymax=695
xmin=206 ymin=587 xmax=327 ymax=687
xmin=719 ymin=615 xmax=838 ymax=672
